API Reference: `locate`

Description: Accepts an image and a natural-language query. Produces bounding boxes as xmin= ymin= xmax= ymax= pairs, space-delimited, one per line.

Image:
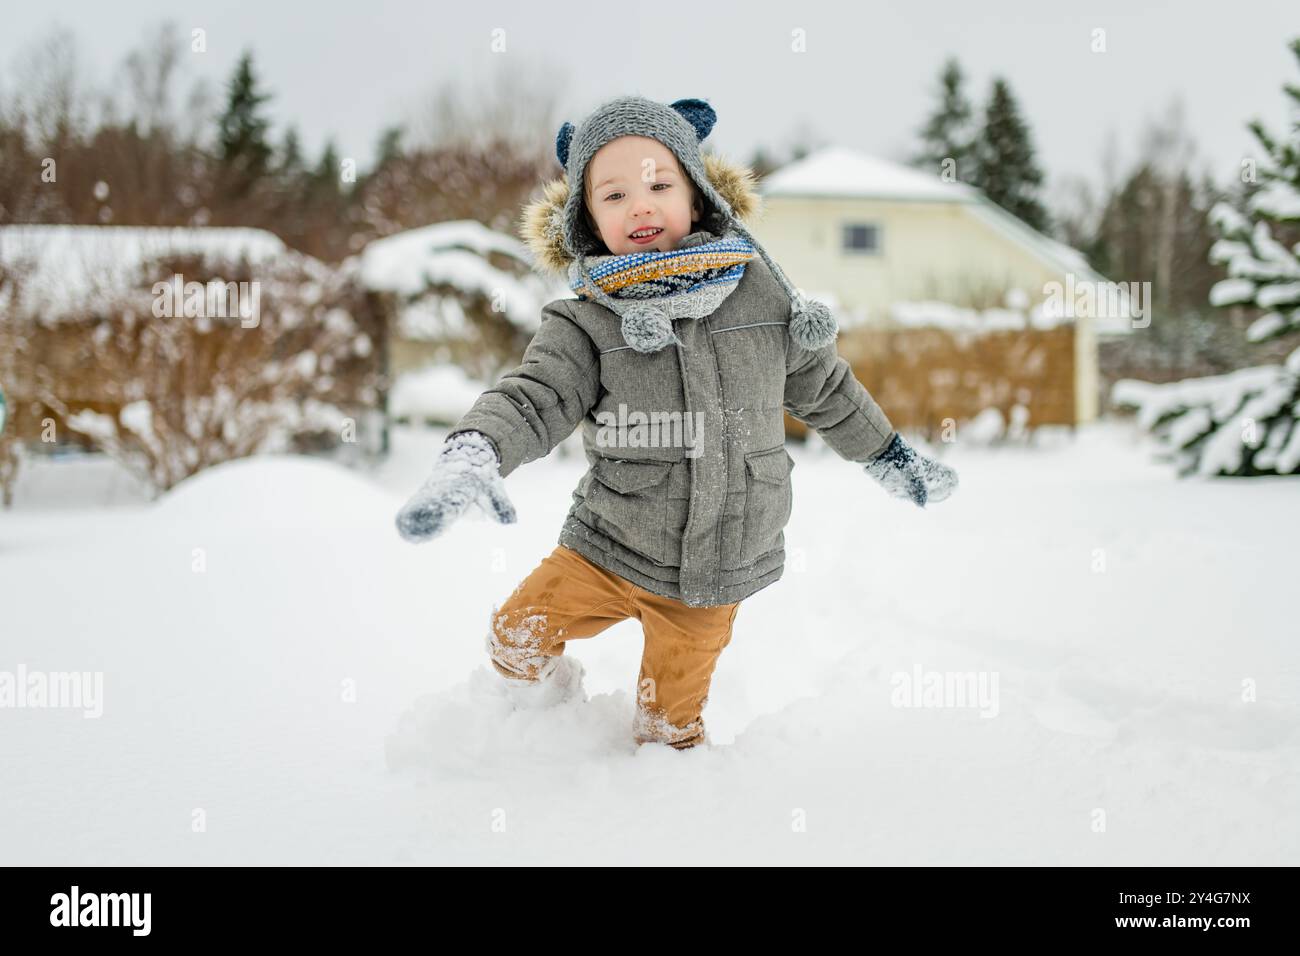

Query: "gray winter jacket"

xmin=447 ymin=158 xmax=897 ymax=607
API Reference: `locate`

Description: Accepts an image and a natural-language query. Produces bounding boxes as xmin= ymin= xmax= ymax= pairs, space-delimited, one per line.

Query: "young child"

xmin=396 ymin=95 xmax=958 ymax=750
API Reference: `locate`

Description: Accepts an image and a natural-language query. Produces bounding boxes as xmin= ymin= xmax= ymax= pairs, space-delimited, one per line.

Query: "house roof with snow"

xmin=762 ymin=146 xmax=981 ymax=204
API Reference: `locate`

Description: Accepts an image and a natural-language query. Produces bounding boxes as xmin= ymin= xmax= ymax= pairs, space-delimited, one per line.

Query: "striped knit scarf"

xmin=568 ymin=229 xmax=757 ymax=320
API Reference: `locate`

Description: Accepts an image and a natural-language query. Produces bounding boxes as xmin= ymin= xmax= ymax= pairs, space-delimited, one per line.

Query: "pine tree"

xmin=911 ymin=57 xmax=976 ymax=183
xmin=374 ymin=125 xmax=405 ymax=169
xmin=312 ymin=139 xmax=342 ymax=197
xmin=971 ymin=78 xmax=1049 ymax=232
xmin=1113 ymin=38 xmax=1300 ymax=477
xmin=1211 ymin=38 xmax=1300 ymax=346
xmin=216 ymin=50 xmax=273 ymax=200
xmin=276 ymin=125 xmax=304 ymax=178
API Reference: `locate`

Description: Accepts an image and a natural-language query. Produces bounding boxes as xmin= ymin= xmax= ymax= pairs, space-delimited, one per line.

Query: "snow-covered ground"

xmin=1 ymin=420 xmax=1297 ymax=865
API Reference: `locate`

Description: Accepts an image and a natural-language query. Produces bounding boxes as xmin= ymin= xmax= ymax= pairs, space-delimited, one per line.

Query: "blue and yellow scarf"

xmin=568 ymin=229 xmax=756 ymax=319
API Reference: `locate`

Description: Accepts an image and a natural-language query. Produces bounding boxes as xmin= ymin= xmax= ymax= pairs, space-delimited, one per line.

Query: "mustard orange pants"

xmin=487 ymin=545 xmax=741 ymax=749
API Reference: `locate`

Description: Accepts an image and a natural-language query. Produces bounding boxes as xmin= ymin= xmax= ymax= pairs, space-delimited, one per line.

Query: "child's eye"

xmin=603 ymin=184 xmax=669 ymax=201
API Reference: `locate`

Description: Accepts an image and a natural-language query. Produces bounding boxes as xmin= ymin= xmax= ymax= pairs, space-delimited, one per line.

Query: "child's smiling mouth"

xmin=628 ymin=227 xmax=664 ymax=244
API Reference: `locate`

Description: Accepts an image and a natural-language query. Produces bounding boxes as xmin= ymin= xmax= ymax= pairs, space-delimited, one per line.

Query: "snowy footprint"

xmin=1023 ymin=677 xmax=1121 ymax=741
xmin=384 ymin=663 xmax=635 ymax=774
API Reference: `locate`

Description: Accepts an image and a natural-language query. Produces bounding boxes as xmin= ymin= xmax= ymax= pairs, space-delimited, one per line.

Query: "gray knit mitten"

xmin=395 ymin=431 xmax=517 ymax=542
xmin=863 ymin=432 xmax=959 ymax=508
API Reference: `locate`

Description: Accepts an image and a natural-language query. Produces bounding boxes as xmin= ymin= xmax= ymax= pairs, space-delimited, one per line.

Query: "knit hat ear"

xmin=669 ymin=98 xmax=717 ymax=141
xmin=556 ymin=122 xmax=575 ymax=168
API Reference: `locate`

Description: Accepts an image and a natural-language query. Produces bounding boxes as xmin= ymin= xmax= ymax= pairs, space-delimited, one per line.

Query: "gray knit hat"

xmin=556 ymin=94 xmax=838 ymax=352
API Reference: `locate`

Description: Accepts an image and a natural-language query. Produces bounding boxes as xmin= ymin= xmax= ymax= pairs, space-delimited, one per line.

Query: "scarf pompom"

xmin=621 ymin=304 xmax=679 ymax=353
xmin=789 ymin=296 xmax=838 ymax=350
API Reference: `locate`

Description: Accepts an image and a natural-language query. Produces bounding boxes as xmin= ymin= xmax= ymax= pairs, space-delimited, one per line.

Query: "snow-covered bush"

xmin=360 ymin=219 xmax=567 ymax=383
xmin=387 ymin=363 xmax=487 ymax=426
xmin=2 ymin=227 xmax=384 ymax=496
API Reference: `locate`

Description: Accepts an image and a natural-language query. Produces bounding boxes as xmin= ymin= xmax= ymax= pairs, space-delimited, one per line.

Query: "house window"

xmin=842 ymin=223 xmax=880 ymax=254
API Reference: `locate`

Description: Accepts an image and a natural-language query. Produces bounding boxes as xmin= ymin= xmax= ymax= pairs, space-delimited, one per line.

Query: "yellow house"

xmin=750 ymin=147 xmax=1130 ymax=425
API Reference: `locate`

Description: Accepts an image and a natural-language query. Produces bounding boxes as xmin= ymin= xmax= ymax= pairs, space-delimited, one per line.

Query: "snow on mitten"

xmin=862 ymin=432 xmax=959 ymax=508
xmin=395 ymin=430 xmax=518 ymax=542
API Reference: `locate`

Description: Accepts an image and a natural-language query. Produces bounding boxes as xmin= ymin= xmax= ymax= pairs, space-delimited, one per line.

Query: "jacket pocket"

xmin=583 ymin=457 xmax=674 ymax=565
xmin=736 ymin=445 xmax=795 ymax=567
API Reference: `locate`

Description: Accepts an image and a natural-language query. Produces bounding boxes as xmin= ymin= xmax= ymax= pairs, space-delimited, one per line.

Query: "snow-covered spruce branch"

xmin=1112 ymin=348 xmax=1300 ymax=477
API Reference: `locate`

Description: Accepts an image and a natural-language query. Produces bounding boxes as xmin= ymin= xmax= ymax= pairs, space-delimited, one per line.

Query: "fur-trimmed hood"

xmin=519 ymin=152 xmax=764 ymax=276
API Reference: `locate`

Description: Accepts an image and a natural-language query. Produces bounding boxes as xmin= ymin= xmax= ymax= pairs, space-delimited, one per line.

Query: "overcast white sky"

xmin=2 ymin=0 xmax=1296 ymax=205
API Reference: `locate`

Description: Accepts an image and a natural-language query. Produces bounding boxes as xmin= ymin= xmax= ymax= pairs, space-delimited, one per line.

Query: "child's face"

xmin=584 ymin=135 xmax=701 ymax=255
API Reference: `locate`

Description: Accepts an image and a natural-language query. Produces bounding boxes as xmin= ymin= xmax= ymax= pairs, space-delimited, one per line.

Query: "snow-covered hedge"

xmin=0 ymin=225 xmax=384 ymax=495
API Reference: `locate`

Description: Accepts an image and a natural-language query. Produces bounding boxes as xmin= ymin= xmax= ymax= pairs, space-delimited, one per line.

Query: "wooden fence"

xmin=785 ymin=324 xmax=1077 ymax=440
